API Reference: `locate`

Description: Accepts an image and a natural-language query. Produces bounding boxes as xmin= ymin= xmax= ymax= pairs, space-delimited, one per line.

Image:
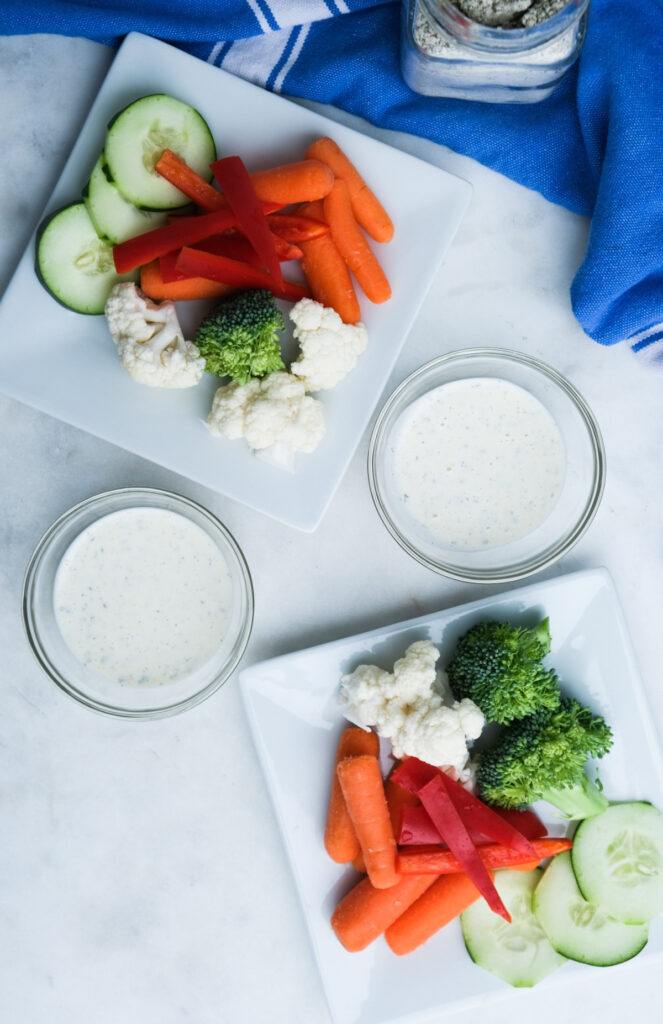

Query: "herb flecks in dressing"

xmin=54 ymin=507 xmax=232 ymax=686
xmin=393 ymin=377 xmax=565 ymax=550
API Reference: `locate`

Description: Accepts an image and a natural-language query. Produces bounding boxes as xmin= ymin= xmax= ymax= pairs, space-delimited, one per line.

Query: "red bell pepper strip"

xmin=193 ymin=232 xmax=302 ymax=263
xmin=390 ymin=758 xmax=439 ymax=795
xmin=391 ymin=758 xmax=538 ymax=858
xmin=398 ymin=804 xmax=546 ymax=847
xmin=159 ymin=234 xmax=302 ymax=284
xmin=267 ymin=212 xmax=330 ymax=244
xmin=212 ymin=156 xmax=284 ymax=289
xmin=398 ymin=806 xmax=488 ymax=847
xmin=491 ymin=807 xmax=546 ymax=841
xmin=112 ymin=202 xmax=281 ymax=274
xmin=438 ymin=772 xmax=537 ymax=858
xmin=396 ymin=837 xmax=573 ymax=876
xmin=418 ymin=775 xmax=510 ymax=921
xmin=155 ymin=148 xmax=225 ymax=211
xmin=175 ymin=247 xmax=310 ymax=304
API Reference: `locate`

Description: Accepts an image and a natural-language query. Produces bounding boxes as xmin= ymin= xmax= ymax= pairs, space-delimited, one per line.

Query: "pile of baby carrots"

xmin=325 ymin=727 xmax=572 ymax=955
xmin=113 ymin=137 xmax=393 ymax=324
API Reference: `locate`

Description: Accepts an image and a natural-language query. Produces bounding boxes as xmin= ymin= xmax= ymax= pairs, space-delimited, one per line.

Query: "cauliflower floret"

xmin=337 ymin=663 xmax=393 ymax=730
xmin=207 ymin=370 xmax=326 ymax=473
xmin=105 ymin=283 xmax=205 ymax=388
xmin=391 ymin=640 xmax=440 ymax=704
xmin=455 ymin=697 xmax=486 ymax=742
xmin=207 ymin=379 xmax=261 ymax=440
xmin=289 ymin=298 xmax=368 ymax=391
xmin=336 ymin=639 xmax=485 ymax=774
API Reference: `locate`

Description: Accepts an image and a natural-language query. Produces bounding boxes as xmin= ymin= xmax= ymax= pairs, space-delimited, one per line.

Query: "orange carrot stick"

xmin=331 ymin=873 xmax=436 ymax=952
xmin=337 ymin=755 xmax=399 ymax=889
xmin=396 ymin=837 xmax=573 ymax=875
xmin=156 ymin=151 xmax=334 ymax=212
xmin=139 ymin=260 xmax=234 ymax=302
xmin=323 ymin=179 xmax=391 ymax=304
xmin=298 ymin=201 xmax=361 ymax=324
xmin=306 ymin=137 xmax=394 ymax=243
xmin=385 ymin=873 xmax=483 ymax=955
xmin=324 ymin=727 xmax=380 ymax=864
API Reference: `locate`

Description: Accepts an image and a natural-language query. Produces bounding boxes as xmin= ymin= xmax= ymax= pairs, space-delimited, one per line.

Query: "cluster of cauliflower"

xmin=104 ymin=285 xmax=367 ymax=472
xmin=337 ymin=639 xmax=485 ymax=780
xmin=207 ymin=298 xmax=367 ymax=469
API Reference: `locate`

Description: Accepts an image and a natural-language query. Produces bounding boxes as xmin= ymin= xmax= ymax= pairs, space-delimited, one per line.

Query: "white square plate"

xmin=239 ymin=568 xmax=663 ymax=1024
xmin=0 ymin=32 xmax=471 ymax=532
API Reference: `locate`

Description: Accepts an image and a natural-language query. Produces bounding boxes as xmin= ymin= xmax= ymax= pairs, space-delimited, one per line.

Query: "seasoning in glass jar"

xmin=401 ymin=0 xmax=590 ymax=102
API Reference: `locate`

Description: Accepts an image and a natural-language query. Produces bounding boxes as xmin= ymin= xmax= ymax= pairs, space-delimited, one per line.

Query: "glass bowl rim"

xmin=367 ymin=347 xmax=605 ymax=583
xmin=22 ymin=486 xmax=254 ymax=720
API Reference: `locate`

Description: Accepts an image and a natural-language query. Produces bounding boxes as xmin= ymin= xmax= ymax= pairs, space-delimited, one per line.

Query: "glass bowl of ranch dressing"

xmin=23 ymin=488 xmax=253 ymax=718
xmin=369 ymin=349 xmax=605 ymax=582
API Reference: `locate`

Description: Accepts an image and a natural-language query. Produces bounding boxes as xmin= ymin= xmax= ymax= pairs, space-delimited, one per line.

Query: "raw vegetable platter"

xmin=0 ymin=31 xmax=471 ymax=532
xmin=239 ymin=568 xmax=663 ymax=1024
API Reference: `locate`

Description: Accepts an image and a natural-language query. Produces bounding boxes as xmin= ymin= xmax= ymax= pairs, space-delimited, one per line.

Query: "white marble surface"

xmin=1 ymin=33 xmax=662 ymax=1024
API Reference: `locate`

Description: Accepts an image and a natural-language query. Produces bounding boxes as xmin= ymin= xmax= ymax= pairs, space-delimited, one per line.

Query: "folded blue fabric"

xmin=3 ymin=0 xmax=662 ymax=361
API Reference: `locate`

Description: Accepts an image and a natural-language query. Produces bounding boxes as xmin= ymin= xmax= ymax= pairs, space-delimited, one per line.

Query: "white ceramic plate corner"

xmin=239 ymin=567 xmax=663 ymax=1024
xmin=0 ymin=31 xmax=472 ymax=532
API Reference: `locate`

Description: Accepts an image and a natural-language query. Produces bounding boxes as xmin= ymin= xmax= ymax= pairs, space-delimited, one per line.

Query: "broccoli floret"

xmin=446 ymin=618 xmax=559 ymax=724
xmin=195 ymin=289 xmax=285 ymax=383
xmin=476 ymin=697 xmax=613 ymax=819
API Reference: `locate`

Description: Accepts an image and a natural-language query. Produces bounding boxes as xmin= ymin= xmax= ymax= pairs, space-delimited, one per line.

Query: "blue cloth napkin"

xmin=3 ymin=0 xmax=663 ymax=361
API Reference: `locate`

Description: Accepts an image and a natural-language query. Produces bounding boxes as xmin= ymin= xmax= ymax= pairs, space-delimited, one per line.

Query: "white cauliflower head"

xmin=207 ymin=370 xmax=326 ymax=473
xmin=336 ymin=639 xmax=485 ymax=774
xmin=337 ymin=663 xmax=393 ymax=730
xmin=105 ymin=283 xmax=205 ymax=388
xmin=289 ymin=298 xmax=367 ymax=392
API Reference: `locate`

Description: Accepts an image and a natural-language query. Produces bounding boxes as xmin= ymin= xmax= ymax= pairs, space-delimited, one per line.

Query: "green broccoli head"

xmin=446 ymin=618 xmax=559 ymax=724
xmin=476 ymin=697 xmax=614 ymax=818
xmin=195 ymin=288 xmax=285 ymax=383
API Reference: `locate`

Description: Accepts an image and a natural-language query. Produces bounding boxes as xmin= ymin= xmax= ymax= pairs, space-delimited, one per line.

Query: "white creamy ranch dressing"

xmin=393 ymin=378 xmax=565 ymax=549
xmin=54 ymin=508 xmax=233 ymax=686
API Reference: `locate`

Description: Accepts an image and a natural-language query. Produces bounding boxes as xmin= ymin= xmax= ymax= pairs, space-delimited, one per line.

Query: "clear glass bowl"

xmin=368 ymin=349 xmax=605 ymax=582
xmin=23 ymin=487 xmax=254 ymax=719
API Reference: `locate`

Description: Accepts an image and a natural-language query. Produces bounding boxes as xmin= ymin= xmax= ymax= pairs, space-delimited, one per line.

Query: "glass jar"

xmin=401 ymin=0 xmax=590 ymax=103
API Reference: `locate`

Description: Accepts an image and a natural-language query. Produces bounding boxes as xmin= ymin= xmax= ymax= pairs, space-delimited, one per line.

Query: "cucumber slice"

xmin=461 ymin=869 xmax=567 ymax=987
xmin=36 ymin=203 xmax=133 ymax=315
xmin=105 ymin=94 xmax=216 ymax=210
xmin=571 ymin=802 xmax=663 ymax=924
xmin=84 ymin=154 xmax=168 ymax=244
xmin=533 ymin=851 xmax=648 ymax=966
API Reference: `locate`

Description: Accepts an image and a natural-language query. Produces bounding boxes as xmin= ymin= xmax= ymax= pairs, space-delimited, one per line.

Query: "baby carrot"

xmin=324 ymin=727 xmax=380 ymax=864
xmin=337 ymin=755 xmax=399 ymax=889
xmin=306 ymin=137 xmax=394 ymax=243
xmin=331 ymin=873 xmax=436 ymax=952
xmin=139 ymin=259 xmax=233 ymax=302
xmin=385 ymin=873 xmax=483 ymax=956
xmin=298 ymin=201 xmax=361 ymax=324
xmin=248 ymin=160 xmax=335 ymax=206
xmin=323 ymin=179 xmax=391 ymax=304
xmin=396 ymin=837 xmax=573 ymax=875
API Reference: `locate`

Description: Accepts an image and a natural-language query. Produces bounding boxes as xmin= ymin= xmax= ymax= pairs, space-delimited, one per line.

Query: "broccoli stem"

xmin=540 ymin=771 xmax=609 ymax=820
